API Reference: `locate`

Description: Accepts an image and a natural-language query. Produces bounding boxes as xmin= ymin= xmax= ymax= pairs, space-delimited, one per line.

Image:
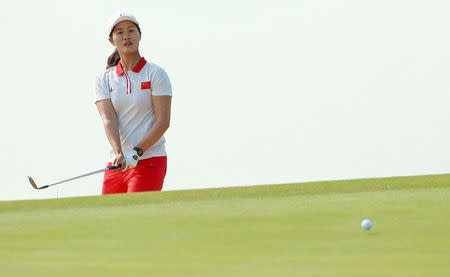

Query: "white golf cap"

xmin=108 ymin=11 xmax=139 ymax=36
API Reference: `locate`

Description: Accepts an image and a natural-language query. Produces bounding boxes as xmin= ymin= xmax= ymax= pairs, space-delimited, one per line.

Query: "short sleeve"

xmin=151 ymin=68 xmax=172 ymax=96
xmin=94 ymin=72 xmax=111 ymax=103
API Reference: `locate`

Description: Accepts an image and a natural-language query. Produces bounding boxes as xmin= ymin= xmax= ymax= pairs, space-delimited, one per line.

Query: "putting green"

xmin=1 ymin=174 xmax=449 ymax=276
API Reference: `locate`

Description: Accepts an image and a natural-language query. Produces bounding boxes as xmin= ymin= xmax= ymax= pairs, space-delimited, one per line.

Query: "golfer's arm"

xmin=95 ymin=99 xmax=123 ymax=155
xmin=136 ymin=95 xmax=172 ymax=152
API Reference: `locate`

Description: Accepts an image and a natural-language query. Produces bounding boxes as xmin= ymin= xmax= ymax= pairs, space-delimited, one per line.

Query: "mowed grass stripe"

xmin=1 ymin=173 xmax=448 ymax=213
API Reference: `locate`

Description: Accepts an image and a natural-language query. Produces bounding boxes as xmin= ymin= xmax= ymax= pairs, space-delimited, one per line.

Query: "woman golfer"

xmin=94 ymin=12 xmax=172 ymax=194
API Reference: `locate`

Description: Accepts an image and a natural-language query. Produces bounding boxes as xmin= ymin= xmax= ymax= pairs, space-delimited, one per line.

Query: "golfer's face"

xmin=110 ymin=20 xmax=140 ymax=54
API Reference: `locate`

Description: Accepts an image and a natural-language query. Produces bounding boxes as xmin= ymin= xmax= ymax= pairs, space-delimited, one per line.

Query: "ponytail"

xmin=106 ymin=48 xmax=120 ymax=69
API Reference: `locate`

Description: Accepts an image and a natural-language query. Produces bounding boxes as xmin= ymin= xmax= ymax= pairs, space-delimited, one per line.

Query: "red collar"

xmin=116 ymin=57 xmax=147 ymax=76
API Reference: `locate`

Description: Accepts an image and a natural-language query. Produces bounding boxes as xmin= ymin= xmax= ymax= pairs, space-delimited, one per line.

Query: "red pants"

xmin=102 ymin=156 xmax=167 ymax=194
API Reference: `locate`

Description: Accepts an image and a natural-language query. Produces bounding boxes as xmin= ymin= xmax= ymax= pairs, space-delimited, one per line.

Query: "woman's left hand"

xmin=122 ymin=149 xmax=139 ymax=171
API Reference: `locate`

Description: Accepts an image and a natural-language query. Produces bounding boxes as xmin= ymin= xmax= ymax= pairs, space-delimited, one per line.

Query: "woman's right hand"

xmin=112 ymin=152 xmax=124 ymax=170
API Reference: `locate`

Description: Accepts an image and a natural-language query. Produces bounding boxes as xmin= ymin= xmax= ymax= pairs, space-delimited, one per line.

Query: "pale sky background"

xmin=1 ymin=0 xmax=449 ymax=201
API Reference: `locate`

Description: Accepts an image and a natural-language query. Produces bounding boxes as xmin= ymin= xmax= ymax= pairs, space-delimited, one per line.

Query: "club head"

xmin=28 ymin=176 xmax=38 ymax=189
xmin=27 ymin=176 xmax=48 ymax=190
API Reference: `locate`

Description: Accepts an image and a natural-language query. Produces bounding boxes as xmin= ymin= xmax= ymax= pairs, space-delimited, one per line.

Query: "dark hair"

xmin=106 ymin=23 xmax=141 ymax=69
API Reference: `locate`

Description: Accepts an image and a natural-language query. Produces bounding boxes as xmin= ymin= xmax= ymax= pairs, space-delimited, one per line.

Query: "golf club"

xmin=28 ymin=164 xmax=121 ymax=190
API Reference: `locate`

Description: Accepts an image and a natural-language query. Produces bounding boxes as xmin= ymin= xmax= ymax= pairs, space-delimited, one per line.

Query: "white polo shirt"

xmin=94 ymin=57 xmax=172 ymax=162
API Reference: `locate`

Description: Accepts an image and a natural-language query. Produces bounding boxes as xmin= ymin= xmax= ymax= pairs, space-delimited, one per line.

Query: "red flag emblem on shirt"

xmin=141 ymin=81 xmax=151 ymax=90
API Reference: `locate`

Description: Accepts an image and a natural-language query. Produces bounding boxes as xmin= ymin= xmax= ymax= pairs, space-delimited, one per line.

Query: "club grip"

xmin=107 ymin=164 xmax=122 ymax=170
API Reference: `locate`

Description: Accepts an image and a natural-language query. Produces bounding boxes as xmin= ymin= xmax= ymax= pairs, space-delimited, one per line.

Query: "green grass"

xmin=1 ymin=174 xmax=449 ymax=276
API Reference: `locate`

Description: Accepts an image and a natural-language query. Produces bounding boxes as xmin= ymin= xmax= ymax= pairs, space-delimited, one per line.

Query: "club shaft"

xmin=45 ymin=168 xmax=109 ymax=188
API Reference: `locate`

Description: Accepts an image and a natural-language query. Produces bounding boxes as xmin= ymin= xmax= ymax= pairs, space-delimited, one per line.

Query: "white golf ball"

xmin=361 ymin=219 xmax=372 ymax=230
